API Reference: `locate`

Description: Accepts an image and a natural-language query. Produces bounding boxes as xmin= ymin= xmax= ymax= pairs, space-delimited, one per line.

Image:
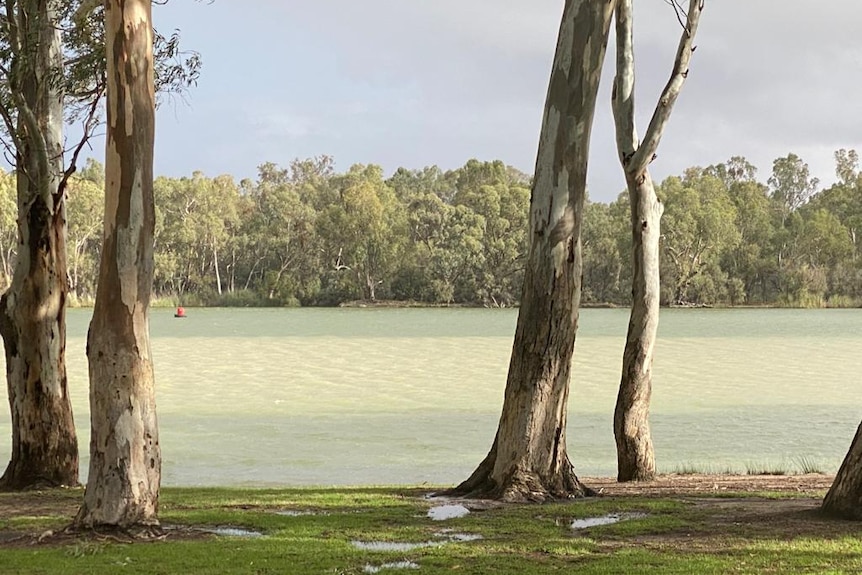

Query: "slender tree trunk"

xmin=445 ymin=0 xmax=615 ymax=502
xmin=212 ymin=242 xmax=222 ymax=295
xmin=0 ymin=249 xmax=8 ymax=289
xmin=367 ymin=272 xmax=377 ymax=301
xmin=822 ymin=422 xmax=862 ymax=520
xmin=610 ymin=0 xmax=702 ymax=482
xmin=75 ymin=0 xmax=159 ymax=528
xmin=0 ymin=0 xmax=78 ymax=491
xmin=228 ymin=248 xmax=236 ymax=293
xmin=614 ymin=174 xmax=661 ymax=481
xmin=244 ymin=257 xmax=263 ymax=290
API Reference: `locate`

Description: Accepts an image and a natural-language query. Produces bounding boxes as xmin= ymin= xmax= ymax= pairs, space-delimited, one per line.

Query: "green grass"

xmin=1 ymin=486 xmax=861 ymax=574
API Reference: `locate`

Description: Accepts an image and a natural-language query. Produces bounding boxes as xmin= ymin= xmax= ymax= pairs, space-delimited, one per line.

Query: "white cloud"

xmin=153 ymin=0 xmax=862 ymax=199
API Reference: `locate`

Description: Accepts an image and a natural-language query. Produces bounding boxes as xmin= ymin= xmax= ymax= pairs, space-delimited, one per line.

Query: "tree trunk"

xmin=0 ymin=0 xmax=79 ymax=491
xmin=0 ymin=249 xmax=8 ymax=289
xmin=212 ymin=242 xmax=222 ymax=295
xmin=822 ymin=422 xmax=862 ymax=520
xmin=445 ymin=0 xmax=614 ymax=502
xmin=610 ymin=0 xmax=702 ymax=482
xmin=367 ymin=272 xmax=377 ymax=301
xmin=614 ymin=174 xmax=661 ymax=481
xmin=75 ymin=0 xmax=160 ymax=528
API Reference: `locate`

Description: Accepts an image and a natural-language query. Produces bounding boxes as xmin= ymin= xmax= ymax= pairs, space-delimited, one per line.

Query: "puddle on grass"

xmin=427 ymin=504 xmax=470 ymax=521
xmin=0 ymin=532 xmax=23 ymax=544
xmin=202 ymin=526 xmax=265 ymax=538
xmin=353 ymin=540 xmax=440 ymax=552
xmin=436 ymin=531 xmax=483 ymax=542
xmin=363 ymin=561 xmax=420 ymax=573
xmin=353 ymin=531 xmax=483 ymax=552
xmin=274 ymin=510 xmax=320 ymax=517
xmin=571 ymin=513 xmax=648 ymax=530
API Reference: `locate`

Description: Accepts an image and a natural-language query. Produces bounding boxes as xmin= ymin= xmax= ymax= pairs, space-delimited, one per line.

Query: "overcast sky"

xmin=146 ymin=1 xmax=862 ymax=204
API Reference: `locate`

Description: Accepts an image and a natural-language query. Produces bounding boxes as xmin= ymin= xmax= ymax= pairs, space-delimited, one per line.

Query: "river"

xmin=0 ymin=307 xmax=859 ymax=486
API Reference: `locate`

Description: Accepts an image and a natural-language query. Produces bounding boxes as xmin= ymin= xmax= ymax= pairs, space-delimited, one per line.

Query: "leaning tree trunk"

xmin=75 ymin=0 xmax=160 ymax=528
xmin=613 ymin=173 xmax=661 ymax=481
xmin=445 ymin=0 xmax=615 ymax=502
xmin=610 ymin=0 xmax=702 ymax=482
xmin=822 ymin=422 xmax=862 ymax=520
xmin=0 ymin=0 xmax=78 ymax=490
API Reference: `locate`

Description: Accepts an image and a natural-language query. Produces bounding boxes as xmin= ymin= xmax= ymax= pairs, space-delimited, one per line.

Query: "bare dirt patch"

xmin=0 ymin=487 xmax=82 ymax=518
xmin=579 ymin=474 xmax=862 ymax=552
xmin=583 ymin=473 xmax=835 ymax=497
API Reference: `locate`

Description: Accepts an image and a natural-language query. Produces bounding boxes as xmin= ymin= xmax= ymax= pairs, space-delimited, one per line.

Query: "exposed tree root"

xmin=442 ymin=445 xmax=595 ymax=503
xmin=64 ymin=523 xmax=165 ymax=542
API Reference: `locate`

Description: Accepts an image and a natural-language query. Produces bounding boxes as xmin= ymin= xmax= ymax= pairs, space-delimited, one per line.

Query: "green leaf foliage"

xmin=6 ymin=151 xmax=855 ymax=308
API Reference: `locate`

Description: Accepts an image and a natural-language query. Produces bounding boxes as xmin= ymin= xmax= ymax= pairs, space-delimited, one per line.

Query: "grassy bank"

xmin=1 ymin=478 xmax=861 ymax=574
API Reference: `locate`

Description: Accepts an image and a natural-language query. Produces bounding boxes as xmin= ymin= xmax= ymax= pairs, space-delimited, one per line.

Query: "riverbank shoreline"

xmin=66 ymin=296 xmax=862 ymax=310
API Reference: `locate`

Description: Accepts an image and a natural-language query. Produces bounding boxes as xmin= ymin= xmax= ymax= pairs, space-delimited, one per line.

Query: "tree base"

xmin=616 ymin=470 xmax=656 ymax=483
xmin=0 ymin=464 xmax=79 ymax=492
xmin=441 ymin=451 xmax=596 ymax=502
xmin=821 ymin=422 xmax=862 ymax=520
xmin=66 ymin=522 xmax=164 ymax=541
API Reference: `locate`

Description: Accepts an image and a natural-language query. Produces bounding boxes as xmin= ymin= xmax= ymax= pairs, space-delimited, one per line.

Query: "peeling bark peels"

xmin=75 ymin=0 xmax=159 ymax=528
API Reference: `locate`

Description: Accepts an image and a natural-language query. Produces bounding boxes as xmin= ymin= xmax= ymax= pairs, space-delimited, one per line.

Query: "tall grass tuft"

xmin=670 ymin=462 xmax=737 ymax=476
xmin=744 ymin=461 xmax=788 ymax=476
xmin=795 ymin=456 xmax=825 ymax=475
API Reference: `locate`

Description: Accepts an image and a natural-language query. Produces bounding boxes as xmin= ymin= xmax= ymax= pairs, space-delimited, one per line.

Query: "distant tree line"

xmin=586 ymin=151 xmax=862 ymax=308
xmin=1 ymin=151 xmax=858 ymax=308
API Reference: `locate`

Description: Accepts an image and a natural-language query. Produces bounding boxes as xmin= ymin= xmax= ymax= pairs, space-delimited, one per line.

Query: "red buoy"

xmin=175 ymin=306 xmax=186 ymax=318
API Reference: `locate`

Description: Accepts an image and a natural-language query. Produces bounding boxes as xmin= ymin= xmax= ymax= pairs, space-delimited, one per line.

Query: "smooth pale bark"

xmin=446 ymin=0 xmax=615 ymax=502
xmin=0 ymin=0 xmax=78 ymax=490
xmin=613 ymin=173 xmax=661 ymax=481
xmin=822 ymin=422 xmax=862 ymax=520
xmin=75 ymin=0 xmax=160 ymax=528
xmin=611 ymin=0 xmax=702 ymax=482
xmin=213 ymin=243 xmax=222 ymax=295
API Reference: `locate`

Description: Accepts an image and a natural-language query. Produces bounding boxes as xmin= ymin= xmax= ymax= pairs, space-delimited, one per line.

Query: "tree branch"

xmin=611 ymin=0 xmax=638 ymax=167
xmin=663 ymin=0 xmax=689 ymax=30
xmin=58 ymin=82 xmax=104 ymax=203
xmin=5 ymin=0 xmax=21 ymax=57
xmin=629 ymin=0 xmax=704 ymax=174
xmin=0 ymin=96 xmax=22 ymax=153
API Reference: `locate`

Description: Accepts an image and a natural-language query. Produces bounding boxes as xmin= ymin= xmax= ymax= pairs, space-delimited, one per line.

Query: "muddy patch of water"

xmin=353 ymin=540 xmax=439 ymax=552
xmin=362 ymin=560 xmax=420 ymax=573
xmin=274 ymin=510 xmax=321 ymax=517
xmin=200 ymin=526 xmax=265 ymax=538
xmin=353 ymin=531 xmax=483 ymax=552
xmin=435 ymin=530 xmax=482 ymax=542
xmin=427 ymin=504 xmax=470 ymax=521
xmin=571 ymin=512 xmax=648 ymax=530
xmin=0 ymin=532 xmax=24 ymax=545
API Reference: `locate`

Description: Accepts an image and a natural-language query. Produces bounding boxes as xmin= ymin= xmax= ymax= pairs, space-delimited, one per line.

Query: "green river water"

xmin=0 ymin=307 xmax=859 ymax=486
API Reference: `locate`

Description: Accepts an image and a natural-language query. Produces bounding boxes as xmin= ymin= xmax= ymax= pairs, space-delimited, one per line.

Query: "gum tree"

xmin=0 ymin=0 xmax=198 ymax=491
xmin=822 ymin=422 xmax=862 ymax=520
xmin=446 ymin=0 xmax=615 ymax=502
xmin=611 ymin=0 xmax=703 ymax=481
xmin=75 ymin=0 xmax=160 ymax=528
xmin=0 ymin=0 xmax=80 ymax=490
